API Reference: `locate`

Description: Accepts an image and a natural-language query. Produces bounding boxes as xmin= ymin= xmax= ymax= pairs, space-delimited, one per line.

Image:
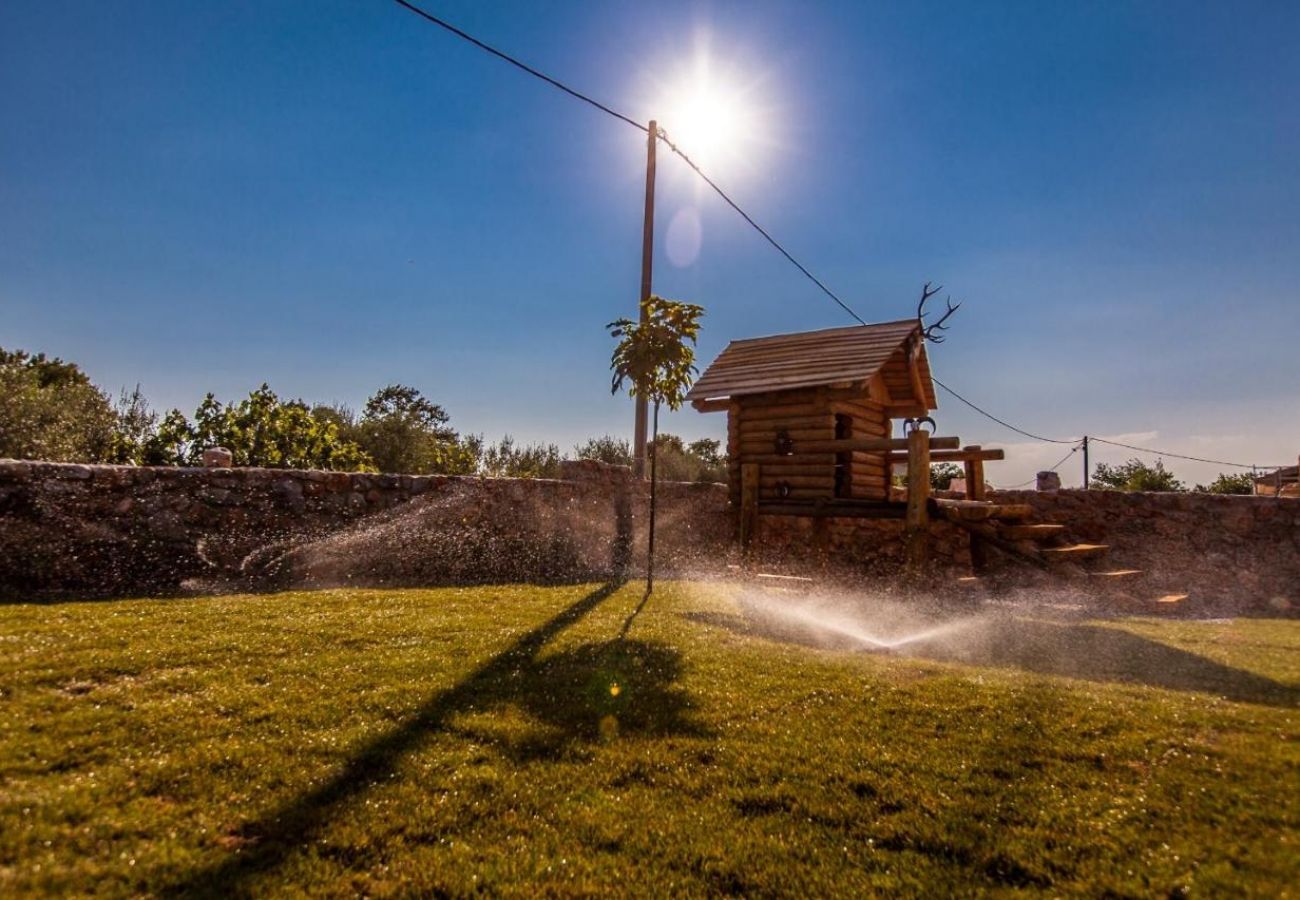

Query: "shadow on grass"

xmin=169 ymin=580 xmax=702 ymax=897
xmin=685 ymin=611 xmax=1300 ymax=709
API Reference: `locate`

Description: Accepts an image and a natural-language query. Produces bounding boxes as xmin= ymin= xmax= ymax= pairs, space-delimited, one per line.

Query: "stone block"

xmin=201 ymin=447 xmax=234 ymax=468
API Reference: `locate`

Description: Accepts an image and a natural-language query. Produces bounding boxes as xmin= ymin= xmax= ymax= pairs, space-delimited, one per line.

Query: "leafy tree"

xmin=1194 ymin=472 xmax=1255 ymax=495
xmin=148 ymin=385 xmax=375 ymax=470
xmin=608 ymin=295 xmax=705 ymax=593
xmin=107 ymin=385 xmax=159 ymax=465
xmin=892 ymin=462 xmax=965 ymax=491
xmin=650 ymin=434 xmax=727 ymax=484
xmin=575 ymin=435 xmax=633 ymax=467
xmin=480 ymin=436 xmax=562 ymax=479
xmin=342 ymin=384 xmax=477 ymax=475
xmin=1090 ymin=458 xmax=1185 ymax=492
xmin=930 ymin=462 xmax=963 ymax=490
xmin=0 ymin=348 xmax=118 ymax=462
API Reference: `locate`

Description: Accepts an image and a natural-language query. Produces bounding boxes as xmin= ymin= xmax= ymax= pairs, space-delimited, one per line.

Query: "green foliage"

xmin=893 ymin=462 xmax=966 ymax=490
xmin=652 ymin=433 xmax=727 ymax=484
xmin=607 ymin=296 xmax=705 ymax=412
xmin=479 ymin=436 xmax=562 ymax=479
xmin=106 ymin=385 xmax=159 ymax=465
xmin=574 ymin=435 xmax=633 ymax=467
xmin=609 ymin=296 xmax=706 ymax=588
xmin=930 ymin=462 xmax=963 ymax=490
xmin=0 ymin=348 xmax=118 ymax=462
xmin=1194 ymin=472 xmax=1255 ymax=495
xmin=1090 ymin=457 xmax=1185 ymax=492
xmin=149 ymin=385 xmax=375 ymax=471
xmin=329 ymin=384 xmax=478 ymax=475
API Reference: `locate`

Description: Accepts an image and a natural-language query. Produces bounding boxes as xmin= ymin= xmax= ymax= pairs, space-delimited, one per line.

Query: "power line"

xmin=391 ymin=0 xmax=868 ymax=326
xmin=390 ymin=2 xmax=1287 ymax=474
xmin=1088 ymin=437 xmax=1285 ymax=470
xmin=657 ymin=132 xmax=868 ymax=326
xmin=931 ymin=377 xmax=1079 ymax=444
xmin=391 ymin=0 xmax=647 ymax=132
xmin=1001 ymin=443 xmax=1081 ymax=489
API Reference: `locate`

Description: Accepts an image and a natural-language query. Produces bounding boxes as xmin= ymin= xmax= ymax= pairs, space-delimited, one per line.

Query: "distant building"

xmin=1255 ymin=464 xmax=1299 ymax=497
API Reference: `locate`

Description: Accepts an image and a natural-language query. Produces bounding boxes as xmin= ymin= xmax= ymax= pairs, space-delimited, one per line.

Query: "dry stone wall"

xmin=0 ymin=459 xmax=732 ymax=600
xmin=2 ymin=460 xmax=1295 ymax=610
xmin=990 ymin=489 xmax=1300 ymax=608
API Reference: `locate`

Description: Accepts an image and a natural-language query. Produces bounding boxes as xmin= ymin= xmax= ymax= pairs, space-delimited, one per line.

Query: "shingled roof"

xmin=687 ymin=319 xmax=937 ymax=407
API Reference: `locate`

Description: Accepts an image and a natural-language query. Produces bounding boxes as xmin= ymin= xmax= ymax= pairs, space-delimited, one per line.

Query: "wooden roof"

xmin=687 ymin=319 xmax=938 ymax=410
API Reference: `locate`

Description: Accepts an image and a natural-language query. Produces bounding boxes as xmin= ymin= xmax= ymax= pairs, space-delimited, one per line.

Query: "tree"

xmin=148 ymin=385 xmax=375 ymax=470
xmin=575 ymin=435 xmax=633 ymax=467
xmin=480 ymin=436 xmax=562 ymax=478
xmin=608 ymin=295 xmax=705 ymax=593
xmin=930 ymin=462 xmax=963 ymax=490
xmin=1194 ymin=472 xmax=1255 ymax=495
xmin=107 ymin=385 xmax=159 ymax=465
xmin=1090 ymin=458 xmax=1185 ymax=492
xmin=0 ymin=348 xmax=118 ymax=462
xmin=343 ymin=384 xmax=477 ymax=475
xmin=647 ymin=434 xmax=726 ymax=484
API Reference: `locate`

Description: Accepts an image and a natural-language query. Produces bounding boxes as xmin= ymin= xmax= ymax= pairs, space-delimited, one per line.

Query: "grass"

xmin=1 ymin=582 xmax=1297 ymax=897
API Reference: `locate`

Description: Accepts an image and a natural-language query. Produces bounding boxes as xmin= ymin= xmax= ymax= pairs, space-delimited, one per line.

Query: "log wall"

xmin=726 ymin=388 xmax=892 ymax=505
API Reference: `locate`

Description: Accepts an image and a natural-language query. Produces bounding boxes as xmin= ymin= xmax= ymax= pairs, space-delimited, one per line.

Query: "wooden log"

xmin=759 ymin=487 xmax=832 ymax=501
xmin=905 ymin=429 xmax=931 ymax=572
xmin=883 ymin=448 xmax=1005 ymax=464
xmin=963 ymin=446 xmax=989 ymax=572
xmin=933 ymin=500 xmax=1033 ymax=522
xmin=740 ymin=463 xmax=759 ymax=551
xmin=738 ymin=414 xmax=831 ymax=429
xmin=798 ymin=436 xmax=961 ymax=453
xmin=752 ymin=464 xmax=845 ymax=477
xmin=759 ymin=475 xmax=835 ymax=489
xmin=736 ymin=452 xmax=837 ymax=466
xmin=758 ymin=502 xmax=906 ymax=520
xmin=738 ymin=426 xmax=834 ymax=442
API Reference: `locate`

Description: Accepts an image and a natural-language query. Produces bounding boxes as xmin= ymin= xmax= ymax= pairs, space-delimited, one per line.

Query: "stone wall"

xmin=3 ymin=459 xmax=1296 ymax=610
xmin=0 ymin=459 xmax=732 ymax=600
xmin=988 ymin=489 xmax=1300 ymax=608
xmin=752 ymin=515 xmax=970 ymax=578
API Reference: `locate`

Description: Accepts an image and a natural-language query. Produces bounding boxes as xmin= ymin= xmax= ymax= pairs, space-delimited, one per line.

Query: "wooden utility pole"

xmin=633 ymin=120 xmax=657 ymax=478
xmin=1082 ymin=435 xmax=1090 ymax=489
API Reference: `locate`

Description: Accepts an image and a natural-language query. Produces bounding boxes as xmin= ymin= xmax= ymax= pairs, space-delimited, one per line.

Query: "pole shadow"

xmin=168 ymin=580 xmax=632 ymax=897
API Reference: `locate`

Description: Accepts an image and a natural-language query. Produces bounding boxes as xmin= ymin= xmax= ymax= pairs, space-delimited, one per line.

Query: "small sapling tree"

xmin=608 ymin=295 xmax=705 ymax=593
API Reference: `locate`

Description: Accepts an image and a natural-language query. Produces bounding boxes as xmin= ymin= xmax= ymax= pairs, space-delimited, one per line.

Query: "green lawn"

xmin=2 ymin=583 xmax=1297 ymax=897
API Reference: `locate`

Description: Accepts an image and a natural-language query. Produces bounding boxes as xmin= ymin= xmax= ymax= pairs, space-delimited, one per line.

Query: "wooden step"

xmin=934 ymin=499 xmax=1034 ymax=523
xmin=998 ymin=523 xmax=1067 ymax=542
xmin=1040 ymin=543 xmax=1109 ymax=563
xmin=1087 ymin=568 xmax=1143 ymax=581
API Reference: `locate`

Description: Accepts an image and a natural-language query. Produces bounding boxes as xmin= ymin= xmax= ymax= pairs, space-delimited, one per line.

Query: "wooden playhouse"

xmin=686 ymin=318 xmax=1116 ymax=577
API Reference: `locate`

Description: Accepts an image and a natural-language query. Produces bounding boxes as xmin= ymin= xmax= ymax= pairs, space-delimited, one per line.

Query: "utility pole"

xmin=1082 ymin=435 xmax=1090 ymax=489
xmin=633 ymin=120 xmax=657 ymax=478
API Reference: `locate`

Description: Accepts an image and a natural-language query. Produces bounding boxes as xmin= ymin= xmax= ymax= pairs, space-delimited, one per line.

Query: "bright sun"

xmin=656 ymin=51 xmax=764 ymax=171
xmin=663 ymin=81 xmax=746 ymax=166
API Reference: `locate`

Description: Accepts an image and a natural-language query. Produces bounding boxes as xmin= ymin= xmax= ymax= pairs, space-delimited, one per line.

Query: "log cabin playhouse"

xmin=687 ymin=319 xmax=1135 ymax=583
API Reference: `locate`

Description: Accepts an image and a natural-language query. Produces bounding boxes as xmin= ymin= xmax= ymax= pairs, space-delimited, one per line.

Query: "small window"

xmin=834 ymin=414 xmax=852 ymax=498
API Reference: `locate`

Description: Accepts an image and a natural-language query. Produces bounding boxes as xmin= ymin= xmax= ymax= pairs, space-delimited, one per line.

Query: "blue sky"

xmin=2 ymin=1 xmax=1297 ymax=485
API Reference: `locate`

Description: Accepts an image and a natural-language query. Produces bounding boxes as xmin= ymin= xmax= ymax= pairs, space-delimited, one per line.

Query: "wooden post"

xmin=740 ymin=463 xmax=759 ymax=553
xmin=905 ymin=429 xmax=931 ymax=573
xmin=963 ymin=445 xmax=988 ymax=572
xmin=632 ymin=120 xmax=657 ymax=478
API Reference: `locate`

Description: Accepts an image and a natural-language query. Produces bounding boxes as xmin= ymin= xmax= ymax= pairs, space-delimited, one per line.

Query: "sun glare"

xmin=654 ymin=43 xmax=768 ymax=172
